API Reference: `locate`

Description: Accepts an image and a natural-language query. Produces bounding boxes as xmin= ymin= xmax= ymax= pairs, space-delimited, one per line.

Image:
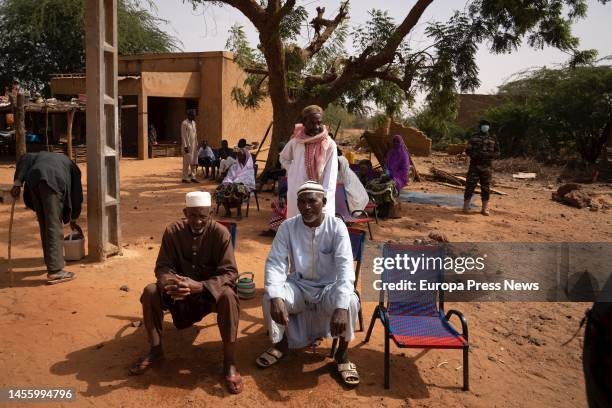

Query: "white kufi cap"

xmin=185 ymin=191 xmax=211 ymax=207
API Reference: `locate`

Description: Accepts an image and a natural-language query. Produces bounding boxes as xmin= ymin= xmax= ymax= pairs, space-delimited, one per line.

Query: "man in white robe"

xmin=181 ymin=109 xmax=199 ymax=183
xmin=256 ymin=181 xmax=360 ymax=386
xmin=280 ymin=105 xmax=337 ymax=218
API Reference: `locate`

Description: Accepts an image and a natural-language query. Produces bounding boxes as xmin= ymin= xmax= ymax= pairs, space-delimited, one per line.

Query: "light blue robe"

xmin=263 ymin=214 xmax=359 ymax=348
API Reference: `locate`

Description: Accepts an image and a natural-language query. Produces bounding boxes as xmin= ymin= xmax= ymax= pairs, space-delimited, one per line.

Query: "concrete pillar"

xmin=137 ymin=77 xmax=148 ymax=160
xmin=85 ymin=0 xmax=121 ymax=261
xmin=198 ymin=57 xmax=223 ymax=148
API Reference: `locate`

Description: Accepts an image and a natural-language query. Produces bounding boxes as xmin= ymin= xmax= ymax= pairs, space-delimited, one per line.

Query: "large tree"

xmin=0 ymin=0 xmax=180 ymax=94
xmin=188 ymin=0 xmax=609 ymax=170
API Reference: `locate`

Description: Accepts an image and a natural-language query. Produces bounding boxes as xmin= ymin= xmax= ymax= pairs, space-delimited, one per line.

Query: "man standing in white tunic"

xmin=256 ymin=181 xmax=360 ymax=386
xmin=181 ymin=109 xmax=199 ymax=183
xmin=280 ymin=105 xmax=337 ymax=218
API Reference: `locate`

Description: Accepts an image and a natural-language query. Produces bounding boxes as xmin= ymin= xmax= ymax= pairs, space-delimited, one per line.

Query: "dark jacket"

xmin=465 ymin=132 xmax=500 ymax=166
xmin=14 ymin=152 xmax=83 ymax=224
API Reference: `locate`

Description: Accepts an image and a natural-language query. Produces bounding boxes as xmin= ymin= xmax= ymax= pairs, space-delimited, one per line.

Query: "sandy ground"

xmin=0 ymin=153 xmax=610 ymax=408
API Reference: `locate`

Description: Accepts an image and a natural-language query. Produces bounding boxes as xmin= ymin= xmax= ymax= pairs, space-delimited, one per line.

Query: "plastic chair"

xmin=335 ymin=183 xmax=374 ymax=240
xmin=217 ymin=220 xmax=237 ymax=247
xmin=364 ymin=243 xmax=469 ymax=390
xmin=330 ymin=227 xmax=367 ymax=357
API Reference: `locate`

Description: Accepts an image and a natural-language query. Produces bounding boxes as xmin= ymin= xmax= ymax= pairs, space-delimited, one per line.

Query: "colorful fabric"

xmin=268 ymin=199 xmax=287 ymax=232
xmin=290 ymin=123 xmax=333 ymax=182
xmin=386 ymin=134 xmax=410 ymax=193
xmin=215 ymin=183 xmax=250 ymax=204
xmin=366 ymin=177 xmax=398 ymax=206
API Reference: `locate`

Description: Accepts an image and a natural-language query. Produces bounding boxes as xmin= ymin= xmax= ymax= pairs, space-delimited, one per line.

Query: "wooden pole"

xmin=12 ymin=93 xmax=26 ymax=160
xmin=44 ymin=104 xmax=49 ymax=151
xmin=67 ymin=109 xmax=75 ymax=160
xmin=254 ymin=121 xmax=273 ymax=160
xmin=7 ymin=198 xmax=16 ymax=287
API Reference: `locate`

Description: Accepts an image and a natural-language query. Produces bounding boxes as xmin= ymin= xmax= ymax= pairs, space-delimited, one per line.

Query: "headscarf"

xmin=291 ymin=122 xmax=332 ymax=182
xmin=386 ymin=134 xmax=410 ymax=192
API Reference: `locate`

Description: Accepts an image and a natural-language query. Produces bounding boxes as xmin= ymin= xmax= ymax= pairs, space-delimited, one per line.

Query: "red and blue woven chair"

xmin=364 ymin=243 xmax=469 ymax=390
xmin=330 ymin=227 xmax=367 ymax=357
xmin=335 ymin=183 xmax=374 ymax=240
xmin=217 ymin=220 xmax=237 ymax=248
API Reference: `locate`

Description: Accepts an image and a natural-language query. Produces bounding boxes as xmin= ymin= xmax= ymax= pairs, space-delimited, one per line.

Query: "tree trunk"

xmin=12 ymin=93 xmax=26 ymax=160
xmin=263 ymin=102 xmax=298 ymax=173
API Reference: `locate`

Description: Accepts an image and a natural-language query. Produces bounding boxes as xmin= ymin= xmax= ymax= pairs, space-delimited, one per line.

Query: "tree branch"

xmin=199 ymin=0 xmax=266 ymax=29
xmin=369 ymin=70 xmax=412 ymax=91
xmin=359 ymin=0 xmax=434 ymax=70
xmin=306 ymin=0 xmax=434 ymax=108
xmin=266 ymin=0 xmax=297 ymax=28
xmin=244 ymin=67 xmax=269 ymax=75
xmin=301 ymin=1 xmax=349 ymax=61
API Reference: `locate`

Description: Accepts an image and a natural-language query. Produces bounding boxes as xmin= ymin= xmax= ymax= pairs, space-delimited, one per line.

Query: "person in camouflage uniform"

xmin=463 ymin=119 xmax=500 ymax=216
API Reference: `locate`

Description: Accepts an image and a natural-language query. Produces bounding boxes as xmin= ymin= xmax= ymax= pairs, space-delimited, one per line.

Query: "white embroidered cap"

xmin=297 ymin=180 xmax=325 ymax=196
xmin=185 ymin=191 xmax=211 ymax=207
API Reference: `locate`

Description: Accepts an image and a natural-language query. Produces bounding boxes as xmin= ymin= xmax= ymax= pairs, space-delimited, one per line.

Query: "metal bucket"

xmin=64 ymin=225 xmax=85 ymax=261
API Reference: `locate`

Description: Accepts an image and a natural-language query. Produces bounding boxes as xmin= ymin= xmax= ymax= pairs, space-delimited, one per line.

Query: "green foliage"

xmin=322 ymin=104 xmax=355 ymax=132
xmin=0 ymin=0 xmax=180 ymax=94
xmin=214 ymin=0 xmax=608 ymax=117
xmin=484 ymin=64 xmax=612 ymax=162
xmin=408 ymin=107 xmax=467 ymax=150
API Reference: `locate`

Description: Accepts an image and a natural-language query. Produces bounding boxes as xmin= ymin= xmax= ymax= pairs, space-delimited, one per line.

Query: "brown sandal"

xmin=224 ymin=373 xmax=243 ymax=394
xmin=128 ymin=354 xmax=164 ymax=376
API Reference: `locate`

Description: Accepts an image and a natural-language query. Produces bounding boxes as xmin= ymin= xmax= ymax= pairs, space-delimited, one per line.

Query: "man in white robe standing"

xmin=256 ymin=181 xmax=360 ymax=386
xmin=280 ymin=105 xmax=337 ymax=218
xmin=181 ymin=109 xmax=199 ymax=183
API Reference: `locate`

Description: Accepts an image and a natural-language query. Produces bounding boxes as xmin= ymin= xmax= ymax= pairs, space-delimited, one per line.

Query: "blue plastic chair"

xmin=364 ymin=243 xmax=469 ymax=390
xmin=329 ymin=227 xmax=367 ymax=357
xmin=217 ymin=220 xmax=237 ymax=247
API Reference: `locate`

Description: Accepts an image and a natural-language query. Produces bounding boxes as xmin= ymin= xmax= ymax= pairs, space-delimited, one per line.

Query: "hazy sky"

xmin=153 ymin=1 xmax=612 ymax=101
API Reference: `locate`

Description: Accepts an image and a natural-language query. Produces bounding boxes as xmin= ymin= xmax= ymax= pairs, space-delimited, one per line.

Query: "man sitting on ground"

xmin=130 ymin=191 xmax=243 ymax=394
xmin=256 ymin=181 xmax=361 ymax=386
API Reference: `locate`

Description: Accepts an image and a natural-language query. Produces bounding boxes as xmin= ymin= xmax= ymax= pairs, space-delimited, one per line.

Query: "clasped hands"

xmin=159 ymin=273 xmax=204 ymax=301
xmin=270 ymin=297 xmax=348 ymax=337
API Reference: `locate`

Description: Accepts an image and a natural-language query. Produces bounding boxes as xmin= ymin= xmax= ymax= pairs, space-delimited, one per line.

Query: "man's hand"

xmin=330 ymin=308 xmax=348 ymax=337
xmin=69 ymin=219 xmax=79 ymax=230
xmin=270 ymin=297 xmax=289 ymax=326
xmin=184 ymin=147 xmax=190 ymax=154
xmin=10 ymin=185 xmax=21 ymax=198
xmin=162 ymin=275 xmax=204 ymax=300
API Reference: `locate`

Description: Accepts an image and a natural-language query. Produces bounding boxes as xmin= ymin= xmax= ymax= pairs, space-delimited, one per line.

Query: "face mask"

xmin=480 ymin=125 xmax=490 ymax=133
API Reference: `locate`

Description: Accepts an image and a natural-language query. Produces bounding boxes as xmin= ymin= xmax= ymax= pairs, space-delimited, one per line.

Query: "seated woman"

xmin=215 ymin=148 xmax=255 ymax=220
xmin=337 ymin=151 xmax=369 ymax=213
xmin=366 ymin=134 xmax=410 ymax=219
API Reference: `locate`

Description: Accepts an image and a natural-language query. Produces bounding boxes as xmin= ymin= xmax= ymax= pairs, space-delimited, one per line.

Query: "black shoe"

xmin=191 ymin=179 xmax=200 ymax=183
xmin=182 ymin=179 xmax=190 ymax=183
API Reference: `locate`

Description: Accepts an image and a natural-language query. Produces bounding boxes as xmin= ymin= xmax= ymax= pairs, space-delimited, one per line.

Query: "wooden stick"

xmin=435 ymin=181 xmax=508 ymax=196
xmin=67 ymin=109 xmax=75 ymax=161
xmin=333 ymin=120 xmax=341 ymax=139
xmin=7 ymin=197 xmax=16 ymax=287
xmin=410 ymin=156 xmax=421 ymax=182
xmin=254 ymin=121 xmax=273 ymax=160
xmin=45 ymin=104 xmax=50 ymax=151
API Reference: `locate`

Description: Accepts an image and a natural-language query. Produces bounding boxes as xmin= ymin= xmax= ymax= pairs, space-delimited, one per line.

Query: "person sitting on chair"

xmin=214 ymin=148 xmax=255 ymax=220
xmin=197 ymin=140 xmax=216 ymax=179
xmin=129 ymin=191 xmax=243 ymax=394
xmin=256 ymin=181 xmax=361 ymax=387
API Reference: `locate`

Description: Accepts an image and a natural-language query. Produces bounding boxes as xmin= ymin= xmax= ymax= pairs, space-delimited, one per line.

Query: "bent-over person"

xmin=11 ymin=151 xmax=83 ymax=284
xmin=257 ymin=181 xmax=361 ymax=386
xmin=130 ymin=191 xmax=243 ymax=394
